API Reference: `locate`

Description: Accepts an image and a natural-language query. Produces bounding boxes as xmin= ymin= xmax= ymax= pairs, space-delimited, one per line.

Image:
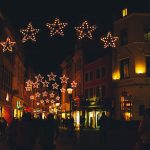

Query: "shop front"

xmin=12 ymin=96 xmax=24 ymax=119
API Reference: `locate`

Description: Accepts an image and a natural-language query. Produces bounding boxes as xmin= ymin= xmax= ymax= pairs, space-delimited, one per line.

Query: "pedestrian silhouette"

xmin=98 ymin=112 xmax=109 ymax=143
xmin=7 ymin=118 xmax=18 ymax=150
xmin=39 ymin=113 xmax=59 ymax=150
xmin=0 ymin=117 xmax=7 ymax=137
xmin=138 ymin=107 xmax=150 ymax=150
xmin=68 ymin=117 xmax=75 ymax=137
xmin=15 ymin=113 xmax=36 ymax=150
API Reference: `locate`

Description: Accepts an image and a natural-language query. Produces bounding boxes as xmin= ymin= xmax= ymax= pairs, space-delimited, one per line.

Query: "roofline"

xmin=113 ymin=13 xmax=150 ymax=25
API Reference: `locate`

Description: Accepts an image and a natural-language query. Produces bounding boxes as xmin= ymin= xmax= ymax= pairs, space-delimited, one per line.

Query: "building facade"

xmin=112 ymin=13 xmax=150 ymax=120
xmin=83 ymin=54 xmax=112 ymax=128
xmin=61 ymin=46 xmax=113 ymax=128
xmin=0 ymin=13 xmax=15 ymax=124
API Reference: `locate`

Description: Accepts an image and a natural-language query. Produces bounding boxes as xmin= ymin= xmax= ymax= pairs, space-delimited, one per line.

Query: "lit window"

xmin=120 ymin=58 xmax=130 ymax=79
xmin=144 ymin=24 xmax=150 ymax=41
xmin=122 ymin=8 xmax=128 ymax=17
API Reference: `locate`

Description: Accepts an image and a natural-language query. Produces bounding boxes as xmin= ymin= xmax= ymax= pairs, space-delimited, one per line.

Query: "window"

xmin=102 ymin=67 xmax=106 ymax=77
xmin=144 ymin=24 xmax=150 ymax=41
xmin=96 ymin=69 xmax=100 ymax=78
xmin=89 ymin=72 xmax=93 ymax=80
xmin=122 ymin=8 xmax=128 ymax=17
xmin=96 ymin=86 xmax=100 ymax=97
xmin=120 ymin=58 xmax=130 ymax=79
xmin=85 ymin=89 xmax=88 ymax=98
xmin=101 ymin=86 xmax=106 ymax=97
xmin=120 ymin=29 xmax=128 ymax=45
xmin=89 ymin=88 xmax=93 ymax=98
xmin=146 ymin=56 xmax=150 ymax=76
xmin=85 ymin=73 xmax=88 ymax=82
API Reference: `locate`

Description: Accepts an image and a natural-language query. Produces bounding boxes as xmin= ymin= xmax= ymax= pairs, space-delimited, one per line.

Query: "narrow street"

xmin=0 ymin=128 xmax=138 ymax=150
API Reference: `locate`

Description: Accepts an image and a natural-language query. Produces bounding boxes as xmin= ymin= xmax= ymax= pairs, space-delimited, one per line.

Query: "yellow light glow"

xmin=124 ymin=112 xmax=131 ymax=121
xmin=122 ymin=8 xmax=128 ymax=17
xmin=62 ymin=113 xmax=65 ymax=118
xmin=135 ymin=64 xmax=146 ymax=74
xmin=112 ymin=71 xmax=120 ymax=80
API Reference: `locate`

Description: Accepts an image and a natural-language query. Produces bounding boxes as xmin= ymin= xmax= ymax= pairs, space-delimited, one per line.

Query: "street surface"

xmin=0 ymin=128 xmax=138 ymax=150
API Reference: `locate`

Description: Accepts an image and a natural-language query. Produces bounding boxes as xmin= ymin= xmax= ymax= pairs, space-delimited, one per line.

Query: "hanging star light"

xmin=20 ymin=22 xmax=39 ymax=43
xmin=51 ymin=99 xmax=55 ymax=104
xmin=42 ymin=91 xmax=48 ymax=97
xmin=46 ymin=18 xmax=68 ymax=37
xmin=50 ymin=92 xmax=55 ymax=98
xmin=26 ymin=80 xmax=33 ymax=87
xmin=35 ymin=74 xmax=44 ymax=82
xmin=45 ymin=99 xmax=50 ymax=103
xmin=42 ymin=80 xmax=49 ymax=87
xmin=60 ymin=87 xmax=66 ymax=93
xmin=25 ymin=87 xmax=32 ymax=92
xmin=36 ymin=102 xmax=40 ymax=105
xmin=0 ymin=37 xmax=16 ymax=52
xmin=56 ymin=96 xmax=60 ymax=101
xmin=40 ymin=99 xmax=44 ymax=104
xmin=71 ymin=81 xmax=77 ymax=88
xmin=75 ymin=21 xmax=96 ymax=40
xmin=101 ymin=32 xmax=118 ymax=48
xmin=47 ymin=72 xmax=57 ymax=81
xmin=35 ymin=92 xmax=41 ymax=98
xmin=33 ymin=82 xmax=39 ymax=89
xmin=52 ymin=82 xmax=59 ymax=90
xmin=60 ymin=75 xmax=69 ymax=84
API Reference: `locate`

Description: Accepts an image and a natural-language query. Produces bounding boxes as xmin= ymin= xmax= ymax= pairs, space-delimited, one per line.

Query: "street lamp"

xmin=67 ymin=87 xmax=73 ymax=118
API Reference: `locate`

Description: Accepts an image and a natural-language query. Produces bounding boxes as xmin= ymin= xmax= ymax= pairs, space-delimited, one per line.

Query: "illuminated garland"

xmin=60 ymin=75 xmax=69 ymax=84
xmin=101 ymin=32 xmax=118 ymax=48
xmin=20 ymin=22 xmax=39 ymax=43
xmin=47 ymin=72 xmax=57 ymax=81
xmin=0 ymin=37 xmax=16 ymax=52
xmin=71 ymin=81 xmax=77 ymax=88
xmin=46 ymin=18 xmax=68 ymax=37
xmin=52 ymin=82 xmax=59 ymax=90
xmin=75 ymin=21 xmax=96 ymax=40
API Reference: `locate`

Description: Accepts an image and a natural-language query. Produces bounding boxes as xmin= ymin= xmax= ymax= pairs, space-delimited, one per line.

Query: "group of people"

xmin=97 ymin=109 xmax=150 ymax=150
xmin=7 ymin=113 xmax=59 ymax=150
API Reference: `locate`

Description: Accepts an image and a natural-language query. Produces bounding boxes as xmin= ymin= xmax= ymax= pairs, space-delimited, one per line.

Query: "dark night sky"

xmin=0 ymin=0 xmax=150 ymax=75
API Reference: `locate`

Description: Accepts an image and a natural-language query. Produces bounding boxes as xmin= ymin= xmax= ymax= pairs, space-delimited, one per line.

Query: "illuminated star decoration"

xmin=20 ymin=22 xmax=39 ymax=43
xmin=35 ymin=92 xmax=41 ymax=98
xmin=71 ymin=81 xmax=77 ymax=88
xmin=56 ymin=96 xmax=60 ymax=101
xmin=33 ymin=82 xmax=39 ymax=89
xmin=75 ymin=21 xmax=96 ymax=40
xmin=60 ymin=75 xmax=69 ymax=84
xmin=42 ymin=91 xmax=48 ymax=97
xmin=0 ymin=37 xmax=16 ymax=52
xmin=42 ymin=80 xmax=49 ymax=87
xmin=26 ymin=80 xmax=33 ymax=87
xmin=60 ymin=87 xmax=66 ymax=93
xmin=101 ymin=32 xmax=118 ymax=48
xmin=50 ymin=92 xmax=55 ymax=98
xmin=35 ymin=74 xmax=44 ymax=83
xmin=47 ymin=72 xmax=57 ymax=81
xmin=36 ymin=102 xmax=40 ymax=105
xmin=45 ymin=99 xmax=50 ymax=103
xmin=52 ymin=82 xmax=59 ymax=90
xmin=46 ymin=18 xmax=68 ymax=37
xmin=40 ymin=99 xmax=44 ymax=104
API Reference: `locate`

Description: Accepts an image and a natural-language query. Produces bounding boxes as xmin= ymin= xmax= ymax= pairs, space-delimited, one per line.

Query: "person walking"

xmin=15 ymin=113 xmax=36 ymax=150
xmin=138 ymin=107 xmax=150 ymax=150
xmin=39 ymin=114 xmax=59 ymax=150
xmin=98 ymin=112 xmax=109 ymax=143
